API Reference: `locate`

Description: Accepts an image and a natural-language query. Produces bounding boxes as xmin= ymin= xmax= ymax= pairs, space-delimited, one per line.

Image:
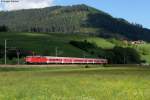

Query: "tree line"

xmin=69 ymin=40 xmax=141 ymax=64
xmin=85 ymin=13 xmax=150 ymax=41
xmin=0 ymin=25 xmax=8 ymax=32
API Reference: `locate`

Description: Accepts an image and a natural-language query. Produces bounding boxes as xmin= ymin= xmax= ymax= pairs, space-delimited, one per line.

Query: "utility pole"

xmin=17 ymin=51 xmax=20 ymax=65
xmin=4 ymin=39 xmax=7 ymax=65
xmin=124 ymin=55 xmax=126 ymax=64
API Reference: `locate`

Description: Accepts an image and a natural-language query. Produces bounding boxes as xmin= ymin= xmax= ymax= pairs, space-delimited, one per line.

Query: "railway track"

xmin=0 ymin=64 xmax=90 ymax=68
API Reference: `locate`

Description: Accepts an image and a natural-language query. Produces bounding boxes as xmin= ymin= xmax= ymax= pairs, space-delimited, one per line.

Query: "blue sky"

xmin=0 ymin=0 xmax=149 ymax=28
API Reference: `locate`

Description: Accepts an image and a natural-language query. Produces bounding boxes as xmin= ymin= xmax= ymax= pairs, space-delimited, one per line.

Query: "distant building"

xmin=122 ymin=40 xmax=145 ymax=45
xmin=130 ymin=40 xmax=145 ymax=45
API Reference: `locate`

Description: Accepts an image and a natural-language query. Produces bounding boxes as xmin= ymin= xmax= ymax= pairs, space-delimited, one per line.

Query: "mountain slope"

xmin=0 ymin=32 xmax=96 ymax=62
xmin=0 ymin=4 xmax=150 ymax=41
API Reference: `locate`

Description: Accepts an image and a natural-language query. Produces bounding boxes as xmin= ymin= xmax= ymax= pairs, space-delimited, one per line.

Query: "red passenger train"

xmin=25 ymin=56 xmax=108 ymax=64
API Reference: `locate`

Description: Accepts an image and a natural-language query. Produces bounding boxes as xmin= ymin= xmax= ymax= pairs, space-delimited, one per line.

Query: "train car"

xmin=25 ymin=56 xmax=108 ymax=64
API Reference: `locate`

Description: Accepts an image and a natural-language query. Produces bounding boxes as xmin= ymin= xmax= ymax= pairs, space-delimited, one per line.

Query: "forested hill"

xmin=0 ymin=4 xmax=150 ymax=41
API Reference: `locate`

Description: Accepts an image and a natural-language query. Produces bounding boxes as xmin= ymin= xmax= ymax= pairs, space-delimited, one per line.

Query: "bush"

xmin=106 ymin=47 xmax=141 ymax=64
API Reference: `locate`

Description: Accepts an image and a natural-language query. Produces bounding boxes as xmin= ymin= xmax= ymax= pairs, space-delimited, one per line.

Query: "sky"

xmin=0 ymin=0 xmax=149 ymax=29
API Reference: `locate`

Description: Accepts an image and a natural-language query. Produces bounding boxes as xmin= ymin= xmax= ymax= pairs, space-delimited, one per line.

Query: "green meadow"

xmin=0 ymin=66 xmax=150 ymax=100
xmin=0 ymin=32 xmax=150 ymax=63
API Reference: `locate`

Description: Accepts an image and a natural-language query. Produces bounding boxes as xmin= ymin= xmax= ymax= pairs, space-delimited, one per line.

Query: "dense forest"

xmin=0 ymin=4 xmax=150 ymax=41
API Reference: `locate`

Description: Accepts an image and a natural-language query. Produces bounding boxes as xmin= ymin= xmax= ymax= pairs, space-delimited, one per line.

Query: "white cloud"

xmin=3 ymin=0 xmax=54 ymax=11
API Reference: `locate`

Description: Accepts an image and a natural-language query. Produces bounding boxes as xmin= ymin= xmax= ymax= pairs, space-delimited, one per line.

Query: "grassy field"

xmin=0 ymin=66 xmax=150 ymax=100
xmin=1 ymin=32 xmax=150 ymax=63
xmin=0 ymin=32 xmax=114 ymax=64
xmin=0 ymin=32 xmax=115 ymax=56
xmin=0 ymin=32 xmax=91 ymax=58
xmin=0 ymin=32 xmax=104 ymax=59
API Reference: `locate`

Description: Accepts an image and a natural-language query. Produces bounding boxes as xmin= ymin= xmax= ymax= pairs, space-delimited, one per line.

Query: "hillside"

xmin=0 ymin=32 xmax=93 ymax=58
xmin=0 ymin=32 xmax=150 ymax=64
xmin=0 ymin=4 xmax=150 ymax=41
xmin=0 ymin=32 xmax=114 ymax=64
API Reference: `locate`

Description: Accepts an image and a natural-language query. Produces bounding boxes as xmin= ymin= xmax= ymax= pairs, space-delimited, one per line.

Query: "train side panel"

xmin=25 ymin=56 xmax=108 ymax=64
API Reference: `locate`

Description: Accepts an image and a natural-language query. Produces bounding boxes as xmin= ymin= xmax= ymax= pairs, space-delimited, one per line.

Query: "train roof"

xmin=26 ymin=56 xmax=107 ymax=60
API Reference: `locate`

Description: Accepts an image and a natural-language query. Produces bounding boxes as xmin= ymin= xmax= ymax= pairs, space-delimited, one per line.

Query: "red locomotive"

xmin=25 ymin=56 xmax=108 ymax=64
